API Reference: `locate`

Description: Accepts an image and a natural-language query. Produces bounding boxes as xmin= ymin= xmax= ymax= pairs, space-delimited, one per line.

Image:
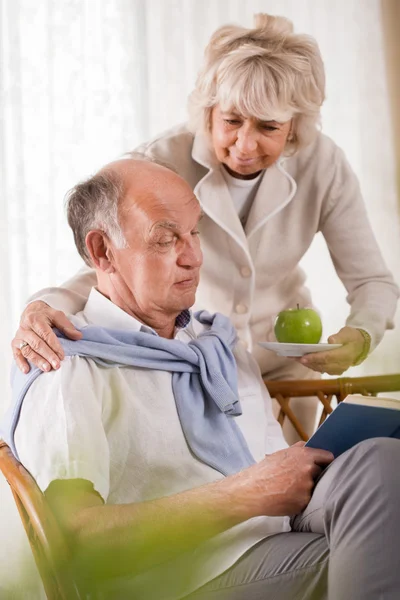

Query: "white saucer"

xmin=258 ymin=342 xmax=342 ymax=357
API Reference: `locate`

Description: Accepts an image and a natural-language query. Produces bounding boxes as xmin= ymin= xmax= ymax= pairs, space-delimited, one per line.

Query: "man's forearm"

xmin=48 ymin=445 xmax=329 ymax=581
xmin=56 ymin=474 xmax=252 ymax=581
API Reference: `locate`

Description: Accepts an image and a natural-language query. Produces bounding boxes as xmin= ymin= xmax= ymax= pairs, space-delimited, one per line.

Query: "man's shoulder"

xmin=28 ymin=354 xmax=100 ymax=396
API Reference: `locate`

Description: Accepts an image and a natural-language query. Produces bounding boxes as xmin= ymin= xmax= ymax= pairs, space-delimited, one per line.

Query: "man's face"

xmin=210 ymin=105 xmax=292 ymax=179
xmin=108 ymin=165 xmax=203 ymax=323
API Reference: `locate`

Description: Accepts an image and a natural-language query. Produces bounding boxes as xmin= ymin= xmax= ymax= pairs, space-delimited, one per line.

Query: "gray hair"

xmin=187 ymin=13 xmax=326 ymax=154
xmin=66 ymin=170 xmax=127 ymax=266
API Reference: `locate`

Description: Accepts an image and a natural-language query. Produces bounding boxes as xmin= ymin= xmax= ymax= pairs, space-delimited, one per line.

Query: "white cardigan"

xmin=32 ymin=124 xmax=399 ymax=376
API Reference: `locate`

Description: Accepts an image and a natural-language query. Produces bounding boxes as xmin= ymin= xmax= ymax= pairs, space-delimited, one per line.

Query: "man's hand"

xmin=296 ymin=326 xmax=367 ymax=375
xmin=12 ymin=301 xmax=82 ymax=374
xmin=231 ymin=442 xmax=334 ymax=518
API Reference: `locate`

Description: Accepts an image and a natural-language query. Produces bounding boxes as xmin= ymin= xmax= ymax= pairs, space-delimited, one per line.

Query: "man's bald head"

xmin=66 ymin=157 xmax=190 ymax=266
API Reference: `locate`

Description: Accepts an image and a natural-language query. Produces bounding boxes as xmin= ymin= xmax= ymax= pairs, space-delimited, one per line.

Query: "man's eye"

xmin=191 ymin=230 xmax=200 ymax=236
xmin=157 ymin=239 xmax=174 ymax=247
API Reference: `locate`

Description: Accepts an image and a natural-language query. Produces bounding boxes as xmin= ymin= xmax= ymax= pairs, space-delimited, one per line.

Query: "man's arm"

xmin=46 ymin=444 xmax=333 ymax=581
xmin=14 ymin=357 xmax=333 ymax=581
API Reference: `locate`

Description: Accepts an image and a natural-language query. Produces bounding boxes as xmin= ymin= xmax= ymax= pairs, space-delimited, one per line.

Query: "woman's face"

xmin=210 ymin=105 xmax=292 ymax=179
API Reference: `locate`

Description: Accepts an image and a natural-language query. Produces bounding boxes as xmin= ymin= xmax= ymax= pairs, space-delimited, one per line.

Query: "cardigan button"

xmin=240 ymin=266 xmax=251 ymax=278
xmin=235 ymin=303 xmax=248 ymax=314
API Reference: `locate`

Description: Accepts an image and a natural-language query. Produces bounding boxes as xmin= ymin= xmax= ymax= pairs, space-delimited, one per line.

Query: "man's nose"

xmin=236 ymin=127 xmax=258 ymax=153
xmin=177 ymin=239 xmax=203 ymax=268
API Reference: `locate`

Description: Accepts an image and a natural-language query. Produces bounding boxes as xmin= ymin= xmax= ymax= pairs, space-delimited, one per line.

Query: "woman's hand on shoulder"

xmin=12 ymin=301 xmax=82 ymax=374
xmin=296 ymin=326 xmax=368 ymax=375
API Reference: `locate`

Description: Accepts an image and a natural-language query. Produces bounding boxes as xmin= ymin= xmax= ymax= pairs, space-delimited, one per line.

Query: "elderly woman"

xmin=12 ymin=14 xmax=398 ymax=440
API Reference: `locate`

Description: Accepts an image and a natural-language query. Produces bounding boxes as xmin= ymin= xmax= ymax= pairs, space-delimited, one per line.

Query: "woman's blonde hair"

xmin=187 ymin=14 xmax=325 ymax=155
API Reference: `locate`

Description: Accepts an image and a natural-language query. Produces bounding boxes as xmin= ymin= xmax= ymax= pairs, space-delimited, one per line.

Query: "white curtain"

xmin=1 ymin=0 xmax=399 ymax=595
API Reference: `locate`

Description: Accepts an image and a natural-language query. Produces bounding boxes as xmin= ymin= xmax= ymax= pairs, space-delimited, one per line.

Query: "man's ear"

xmin=85 ymin=230 xmax=115 ymax=273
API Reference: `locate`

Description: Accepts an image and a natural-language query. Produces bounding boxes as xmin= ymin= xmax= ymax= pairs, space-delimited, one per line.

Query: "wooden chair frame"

xmin=0 ymin=441 xmax=85 ymax=600
xmin=265 ymin=373 xmax=400 ymax=441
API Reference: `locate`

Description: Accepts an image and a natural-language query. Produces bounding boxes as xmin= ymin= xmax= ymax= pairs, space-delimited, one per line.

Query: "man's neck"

xmin=96 ymin=280 xmax=178 ymax=339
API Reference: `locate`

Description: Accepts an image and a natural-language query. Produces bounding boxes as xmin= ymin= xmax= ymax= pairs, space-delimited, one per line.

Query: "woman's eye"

xmin=261 ymin=125 xmax=278 ymax=132
xmin=224 ymin=119 xmax=241 ymax=126
xmin=191 ymin=230 xmax=200 ymax=236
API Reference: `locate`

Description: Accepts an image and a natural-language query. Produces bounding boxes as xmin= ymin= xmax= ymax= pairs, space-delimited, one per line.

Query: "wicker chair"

xmin=265 ymin=373 xmax=400 ymax=441
xmin=0 ymin=441 xmax=85 ymax=600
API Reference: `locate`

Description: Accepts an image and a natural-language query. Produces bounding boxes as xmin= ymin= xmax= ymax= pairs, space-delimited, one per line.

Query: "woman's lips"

xmin=231 ymin=154 xmax=260 ymax=165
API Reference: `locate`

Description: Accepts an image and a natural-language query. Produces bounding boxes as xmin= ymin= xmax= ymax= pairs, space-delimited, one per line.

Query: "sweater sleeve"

xmin=320 ymin=146 xmax=399 ymax=351
xmin=28 ymin=264 xmax=96 ymax=315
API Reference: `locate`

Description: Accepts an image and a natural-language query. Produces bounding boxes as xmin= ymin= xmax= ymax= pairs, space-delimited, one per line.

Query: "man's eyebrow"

xmin=149 ymin=211 xmax=203 ymax=235
xmin=150 ymin=221 xmax=180 ymax=233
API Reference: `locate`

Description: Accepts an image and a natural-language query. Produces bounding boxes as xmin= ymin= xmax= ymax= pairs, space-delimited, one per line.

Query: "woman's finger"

xmin=19 ymin=342 xmax=53 ymax=372
xmin=51 ymin=310 xmax=82 ymax=341
xmin=299 ymin=344 xmax=354 ymax=371
xmin=13 ymin=330 xmax=60 ymax=372
xmin=12 ymin=346 xmax=31 ymax=375
xmin=30 ymin=319 xmax=65 ymax=361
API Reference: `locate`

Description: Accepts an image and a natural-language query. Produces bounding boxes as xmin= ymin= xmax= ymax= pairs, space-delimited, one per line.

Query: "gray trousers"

xmin=186 ymin=438 xmax=400 ymax=600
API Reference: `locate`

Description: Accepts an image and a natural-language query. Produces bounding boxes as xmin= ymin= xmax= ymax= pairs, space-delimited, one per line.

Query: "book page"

xmin=344 ymin=394 xmax=400 ymax=410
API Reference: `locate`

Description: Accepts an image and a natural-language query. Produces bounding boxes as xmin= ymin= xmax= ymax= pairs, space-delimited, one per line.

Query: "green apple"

xmin=274 ymin=305 xmax=322 ymax=344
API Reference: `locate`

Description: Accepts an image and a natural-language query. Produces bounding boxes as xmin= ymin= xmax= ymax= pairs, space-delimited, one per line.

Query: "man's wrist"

xmin=353 ymin=328 xmax=372 ymax=366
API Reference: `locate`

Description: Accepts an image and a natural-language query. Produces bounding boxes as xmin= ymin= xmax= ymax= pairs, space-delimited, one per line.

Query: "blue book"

xmin=305 ymin=395 xmax=400 ymax=458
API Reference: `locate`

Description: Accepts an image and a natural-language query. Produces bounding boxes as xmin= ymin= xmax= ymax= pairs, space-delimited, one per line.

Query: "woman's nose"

xmin=236 ymin=129 xmax=258 ymax=153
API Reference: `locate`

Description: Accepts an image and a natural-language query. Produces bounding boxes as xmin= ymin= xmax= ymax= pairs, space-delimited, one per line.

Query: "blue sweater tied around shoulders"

xmin=1 ymin=310 xmax=255 ymax=476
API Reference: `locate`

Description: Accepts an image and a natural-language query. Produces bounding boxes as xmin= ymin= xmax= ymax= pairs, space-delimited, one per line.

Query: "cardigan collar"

xmin=191 ymin=131 xmax=297 ymax=244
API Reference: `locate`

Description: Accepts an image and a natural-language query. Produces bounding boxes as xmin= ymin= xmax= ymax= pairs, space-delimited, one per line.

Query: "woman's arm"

xmin=320 ymin=145 xmax=399 ymax=351
xmin=301 ymin=144 xmax=399 ymax=375
xmin=28 ymin=263 xmax=96 ymax=314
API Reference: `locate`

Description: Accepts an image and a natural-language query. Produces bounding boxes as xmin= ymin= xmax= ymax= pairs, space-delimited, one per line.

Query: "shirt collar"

xmin=192 ymin=130 xmax=220 ymax=170
xmin=81 ymin=288 xmax=192 ymax=336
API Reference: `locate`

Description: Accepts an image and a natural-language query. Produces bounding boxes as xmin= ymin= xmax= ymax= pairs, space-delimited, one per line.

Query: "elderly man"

xmin=3 ymin=158 xmax=400 ymax=600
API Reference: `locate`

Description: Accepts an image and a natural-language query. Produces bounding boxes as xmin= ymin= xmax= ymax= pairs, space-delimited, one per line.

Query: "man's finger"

xmin=308 ymin=448 xmax=335 ymax=465
xmin=310 ymin=463 xmax=323 ymax=480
